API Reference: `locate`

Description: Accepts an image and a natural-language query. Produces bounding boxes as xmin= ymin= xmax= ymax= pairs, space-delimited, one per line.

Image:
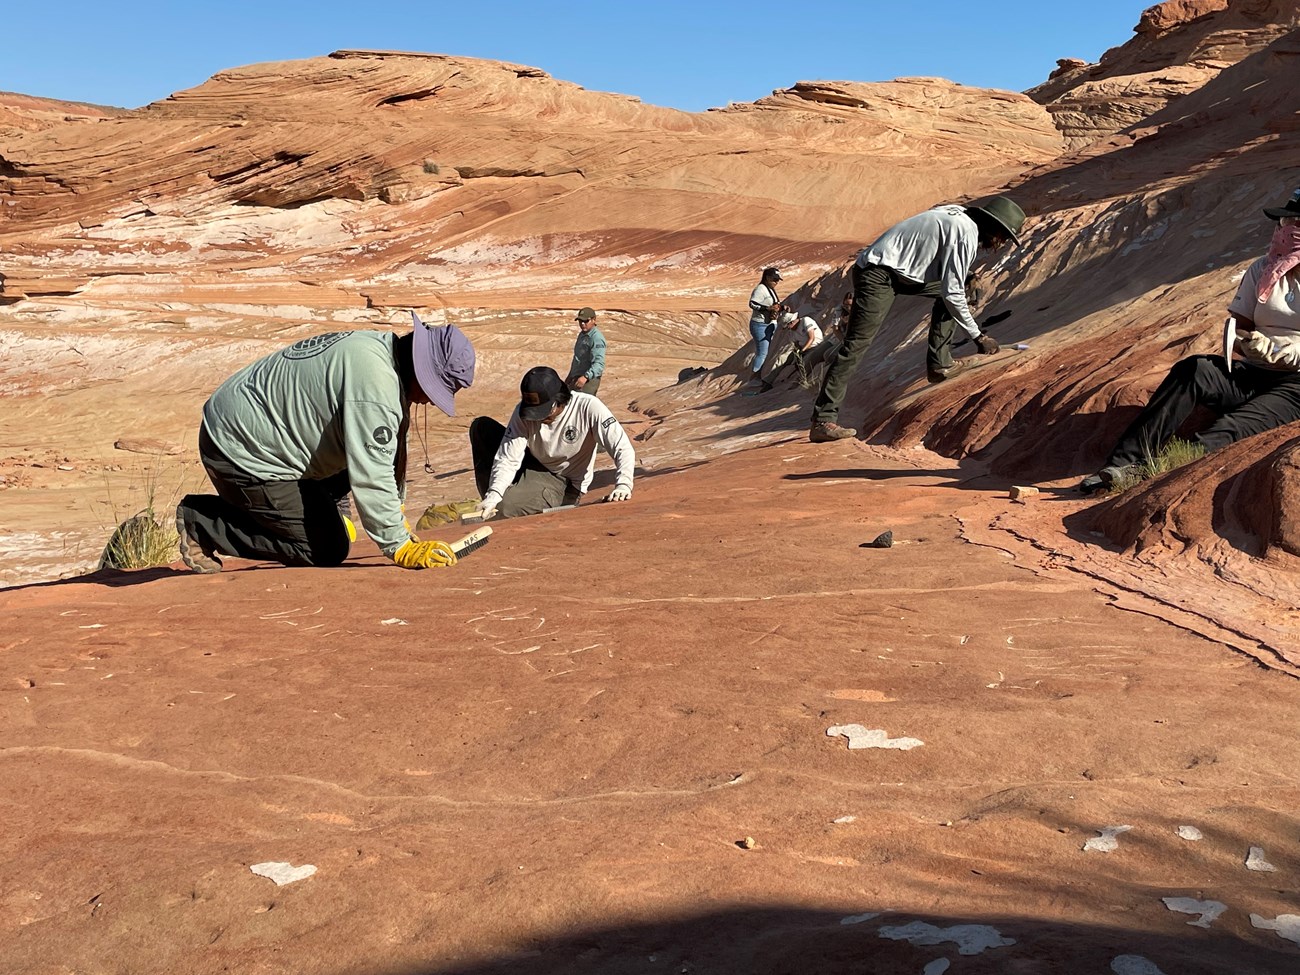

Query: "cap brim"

xmin=412 ymin=312 xmax=458 ymax=416
xmin=1263 ymin=206 xmax=1298 ymax=220
xmin=519 ymin=400 xmax=556 ymax=421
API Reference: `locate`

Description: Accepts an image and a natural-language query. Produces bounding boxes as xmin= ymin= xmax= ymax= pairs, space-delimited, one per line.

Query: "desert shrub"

xmin=1108 ymin=438 xmax=1207 ymax=494
xmin=98 ymin=510 xmax=178 ymax=570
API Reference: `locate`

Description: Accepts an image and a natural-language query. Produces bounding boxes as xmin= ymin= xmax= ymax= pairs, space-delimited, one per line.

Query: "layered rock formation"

xmin=1029 ymin=0 xmax=1300 ymax=149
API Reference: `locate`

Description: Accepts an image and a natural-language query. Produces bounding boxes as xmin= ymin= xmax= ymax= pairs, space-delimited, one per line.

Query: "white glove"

xmin=472 ymin=494 xmax=501 ymax=520
xmin=605 ymin=485 xmax=632 ymax=503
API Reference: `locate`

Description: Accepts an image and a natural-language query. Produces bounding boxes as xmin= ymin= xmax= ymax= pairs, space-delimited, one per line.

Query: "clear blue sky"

xmin=5 ymin=1 xmax=1150 ymax=112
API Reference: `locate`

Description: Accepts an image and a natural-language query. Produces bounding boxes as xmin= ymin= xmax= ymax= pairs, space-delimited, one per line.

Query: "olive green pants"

xmin=811 ymin=263 xmax=957 ymax=424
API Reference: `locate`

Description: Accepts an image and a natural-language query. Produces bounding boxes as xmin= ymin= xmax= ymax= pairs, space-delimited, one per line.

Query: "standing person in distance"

xmin=746 ymin=267 xmax=783 ymax=388
xmin=566 ymin=306 xmax=606 ymax=397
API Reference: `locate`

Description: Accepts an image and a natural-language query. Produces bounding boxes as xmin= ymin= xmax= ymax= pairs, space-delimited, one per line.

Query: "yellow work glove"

xmin=391 ymin=538 xmax=458 ymax=570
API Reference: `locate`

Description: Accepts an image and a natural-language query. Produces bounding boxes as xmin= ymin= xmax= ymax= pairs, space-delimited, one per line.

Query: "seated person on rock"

xmin=1079 ymin=188 xmax=1300 ymax=494
xmin=468 ymin=366 xmax=635 ymax=519
xmin=758 ymin=311 xmax=828 ymax=390
xmin=176 ymin=318 xmax=476 ymax=571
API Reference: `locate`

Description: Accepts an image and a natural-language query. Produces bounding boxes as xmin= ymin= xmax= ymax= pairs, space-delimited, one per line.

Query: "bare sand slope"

xmin=2 ymin=440 xmax=1297 ymax=974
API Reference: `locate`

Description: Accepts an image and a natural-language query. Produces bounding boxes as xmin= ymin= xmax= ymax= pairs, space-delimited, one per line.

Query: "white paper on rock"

xmin=1162 ymin=896 xmax=1226 ymax=928
xmin=877 ymin=921 xmax=1014 ymax=956
xmin=1083 ymin=825 xmax=1132 ymax=853
xmin=1111 ymin=955 xmax=1167 ymax=975
xmin=826 ymin=724 xmax=923 ymax=750
xmin=1250 ymin=913 xmax=1300 ymax=945
xmin=1245 ymin=846 xmax=1277 ymax=872
xmin=250 ymin=861 xmax=317 ymax=885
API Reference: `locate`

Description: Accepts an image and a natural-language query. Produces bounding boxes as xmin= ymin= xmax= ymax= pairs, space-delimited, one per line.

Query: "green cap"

xmin=576 ymin=307 xmax=596 ymax=322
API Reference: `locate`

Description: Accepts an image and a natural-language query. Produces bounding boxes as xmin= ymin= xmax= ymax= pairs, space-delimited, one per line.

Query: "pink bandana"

xmin=1257 ymin=222 xmax=1300 ymax=303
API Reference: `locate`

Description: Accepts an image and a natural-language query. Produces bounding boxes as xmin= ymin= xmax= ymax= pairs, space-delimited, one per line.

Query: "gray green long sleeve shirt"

xmin=201 ymin=331 xmax=410 ymax=555
xmin=568 ymin=326 xmax=607 ymax=382
xmin=857 ymin=204 xmax=983 ymax=340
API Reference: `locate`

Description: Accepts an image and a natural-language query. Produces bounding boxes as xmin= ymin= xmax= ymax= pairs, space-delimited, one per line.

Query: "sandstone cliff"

xmin=1029 ymin=0 xmax=1300 ymax=149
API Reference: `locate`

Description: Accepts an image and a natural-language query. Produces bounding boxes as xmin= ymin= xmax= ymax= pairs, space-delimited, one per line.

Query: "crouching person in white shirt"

xmin=468 ymin=366 xmax=636 ymax=519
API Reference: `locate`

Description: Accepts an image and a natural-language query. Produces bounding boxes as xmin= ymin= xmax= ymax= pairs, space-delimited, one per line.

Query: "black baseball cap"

xmin=519 ymin=366 xmax=568 ymax=420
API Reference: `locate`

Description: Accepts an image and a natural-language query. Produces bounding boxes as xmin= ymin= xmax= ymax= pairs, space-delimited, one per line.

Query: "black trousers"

xmin=1108 ymin=355 xmax=1300 ymax=466
xmin=176 ymin=426 xmax=353 ymax=567
xmin=469 ymin=417 xmax=580 ymax=518
xmin=812 ymin=263 xmax=957 ymax=423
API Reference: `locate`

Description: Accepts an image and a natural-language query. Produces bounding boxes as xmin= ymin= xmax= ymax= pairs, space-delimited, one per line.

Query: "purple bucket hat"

xmin=411 ymin=312 xmax=475 ymax=416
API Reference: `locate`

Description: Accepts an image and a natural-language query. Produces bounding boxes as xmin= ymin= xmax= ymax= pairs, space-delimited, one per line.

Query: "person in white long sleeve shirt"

xmin=809 ymin=196 xmax=1025 ymax=443
xmin=469 ymin=366 xmax=636 ymax=518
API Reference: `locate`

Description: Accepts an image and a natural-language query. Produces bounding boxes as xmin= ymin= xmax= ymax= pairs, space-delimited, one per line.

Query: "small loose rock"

xmin=861 ymin=530 xmax=893 ymax=549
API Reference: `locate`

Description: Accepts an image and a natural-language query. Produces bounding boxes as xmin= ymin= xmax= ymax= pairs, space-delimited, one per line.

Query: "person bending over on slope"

xmin=808 ymin=196 xmax=1025 ymax=443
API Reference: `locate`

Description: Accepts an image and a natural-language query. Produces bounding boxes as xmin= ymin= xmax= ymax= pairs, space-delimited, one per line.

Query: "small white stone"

xmin=1175 ymin=825 xmax=1202 ymax=841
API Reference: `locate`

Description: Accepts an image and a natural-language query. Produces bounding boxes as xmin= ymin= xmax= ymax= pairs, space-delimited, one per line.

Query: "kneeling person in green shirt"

xmin=469 ymin=366 xmax=635 ymax=519
xmin=176 ymin=318 xmax=476 ymax=572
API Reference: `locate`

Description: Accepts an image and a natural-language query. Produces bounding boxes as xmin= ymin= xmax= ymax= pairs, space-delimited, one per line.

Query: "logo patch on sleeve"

xmin=373 ymin=425 xmax=394 ymax=445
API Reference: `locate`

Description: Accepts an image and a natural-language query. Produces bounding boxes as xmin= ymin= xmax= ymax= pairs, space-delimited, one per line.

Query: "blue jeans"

xmin=749 ymin=319 xmax=776 ymax=374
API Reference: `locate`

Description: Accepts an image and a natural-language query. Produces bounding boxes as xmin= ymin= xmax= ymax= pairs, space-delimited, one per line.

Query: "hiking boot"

xmin=927 ymin=361 xmax=968 ymax=384
xmin=175 ymin=508 xmax=223 ymax=573
xmin=1077 ymin=464 xmax=1142 ymax=495
xmin=809 ymin=421 xmax=857 ymax=443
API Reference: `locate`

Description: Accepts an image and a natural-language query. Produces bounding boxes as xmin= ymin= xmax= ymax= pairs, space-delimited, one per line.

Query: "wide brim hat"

xmin=412 ymin=313 xmax=476 ymax=417
xmin=967 ymin=196 xmax=1025 ymax=245
xmin=1263 ymin=187 xmax=1300 ymax=220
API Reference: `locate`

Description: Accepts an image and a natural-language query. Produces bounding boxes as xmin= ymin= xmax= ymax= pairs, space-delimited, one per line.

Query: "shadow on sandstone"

xmin=372 ymin=905 xmax=1297 ymax=975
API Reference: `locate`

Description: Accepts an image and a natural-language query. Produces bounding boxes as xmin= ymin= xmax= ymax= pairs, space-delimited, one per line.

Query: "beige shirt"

xmin=1228 ymin=259 xmax=1300 ymax=370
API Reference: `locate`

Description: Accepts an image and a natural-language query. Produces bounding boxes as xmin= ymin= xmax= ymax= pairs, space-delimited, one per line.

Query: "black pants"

xmin=1107 ymin=355 xmax=1300 ymax=466
xmin=812 ymin=263 xmax=957 ymax=423
xmin=469 ymin=417 xmax=580 ymax=518
xmin=176 ymin=427 xmax=353 ymax=567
